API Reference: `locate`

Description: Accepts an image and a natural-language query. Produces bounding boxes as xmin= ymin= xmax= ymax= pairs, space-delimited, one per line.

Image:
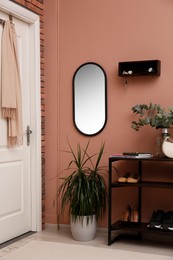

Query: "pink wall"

xmin=45 ymin=0 xmax=173 ymax=227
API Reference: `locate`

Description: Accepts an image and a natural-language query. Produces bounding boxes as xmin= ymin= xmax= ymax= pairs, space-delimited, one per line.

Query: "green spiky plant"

xmin=56 ymin=140 xmax=107 ymax=224
xmin=131 ymin=103 xmax=173 ymax=131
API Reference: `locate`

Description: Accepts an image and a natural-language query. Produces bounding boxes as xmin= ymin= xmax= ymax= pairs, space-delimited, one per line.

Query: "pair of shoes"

xmin=147 ymin=210 xmax=173 ymax=231
xmin=130 ymin=206 xmax=139 ymax=222
xmin=121 ymin=205 xmax=139 ymax=223
xmin=147 ymin=210 xmax=164 ymax=229
xmin=161 ymin=211 xmax=173 ymax=231
xmin=121 ymin=205 xmax=131 ymax=221
xmin=118 ymin=172 xmax=131 ymax=183
xmin=118 ymin=172 xmax=139 ymax=183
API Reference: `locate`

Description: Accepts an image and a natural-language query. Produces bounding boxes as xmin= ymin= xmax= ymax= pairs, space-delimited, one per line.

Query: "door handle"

xmin=26 ymin=125 xmax=32 ymax=146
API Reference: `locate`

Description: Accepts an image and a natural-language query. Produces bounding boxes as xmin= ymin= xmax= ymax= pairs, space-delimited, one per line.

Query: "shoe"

xmin=127 ymin=172 xmax=140 ymax=183
xmin=121 ymin=205 xmax=131 ymax=222
xmin=161 ymin=211 xmax=173 ymax=231
xmin=130 ymin=206 xmax=139 ymax=222
xmin=118 ymin=172 xmax=131 ymax=183
xmin=147 ymin=210 xmax=164 ymax=229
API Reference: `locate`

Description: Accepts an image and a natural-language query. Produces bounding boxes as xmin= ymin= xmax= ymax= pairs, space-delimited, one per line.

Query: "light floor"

xmin=0 ymin=226 xmax=173 ymax=258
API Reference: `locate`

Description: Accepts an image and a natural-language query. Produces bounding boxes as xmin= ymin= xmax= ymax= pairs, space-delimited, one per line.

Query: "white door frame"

xmin=0 ymin=0 xmax=41 ymax=231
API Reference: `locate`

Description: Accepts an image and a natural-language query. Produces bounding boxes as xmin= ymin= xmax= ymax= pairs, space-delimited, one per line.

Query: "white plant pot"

xmin=70 ymin=215 xmax=96 ymax=241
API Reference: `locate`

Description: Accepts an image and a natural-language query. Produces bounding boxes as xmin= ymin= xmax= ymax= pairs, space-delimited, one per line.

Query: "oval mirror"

xmin=73 ymin=62 xmax=107 ymax=136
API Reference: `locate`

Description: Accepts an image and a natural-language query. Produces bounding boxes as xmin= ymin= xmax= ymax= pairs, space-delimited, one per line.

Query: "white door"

xmin=0 ymin=6 xmax=41 ymax=244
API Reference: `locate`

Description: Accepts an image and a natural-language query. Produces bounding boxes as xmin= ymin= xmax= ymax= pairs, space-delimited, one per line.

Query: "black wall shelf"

xmin=118 ymin=60 xmax=161 ymax=77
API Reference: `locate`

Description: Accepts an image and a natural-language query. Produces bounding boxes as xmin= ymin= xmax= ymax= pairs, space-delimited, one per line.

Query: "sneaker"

xmin=147 ymin=210 xmax=164 ymax=229
xmin=161 ymin=211 xmax=173 ymax=231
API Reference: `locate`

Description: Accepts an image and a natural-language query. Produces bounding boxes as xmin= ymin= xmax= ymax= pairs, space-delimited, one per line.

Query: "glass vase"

xmin=155 ymin=128 xmax=169 ymax=157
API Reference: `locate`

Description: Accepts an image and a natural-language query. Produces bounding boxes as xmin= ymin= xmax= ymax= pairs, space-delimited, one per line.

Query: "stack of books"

xmin=111 ymin=152 xmax=154 ymax=158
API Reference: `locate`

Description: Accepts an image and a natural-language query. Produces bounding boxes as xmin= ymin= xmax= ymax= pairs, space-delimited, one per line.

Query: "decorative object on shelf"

xmin=112 ymin=153 xmax=153 ymax=159
xmin=155 ymin=128 xmax=172 ymax=158
xmin=155 ymin=128 xmax=170 ymax=157
xmin=55 ymin=140 xmax=107 ymax=241
xmin=131 ymin=103 xmax=173 ymax=157
xmin=162 ymin=136 xmax=173 ymax=158
xmin=131 ymin=103 xmax=173 ymax=131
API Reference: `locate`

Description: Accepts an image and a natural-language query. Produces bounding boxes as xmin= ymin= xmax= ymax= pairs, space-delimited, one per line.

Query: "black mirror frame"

xmin=72 ymin=62 xmax=107 ymax=136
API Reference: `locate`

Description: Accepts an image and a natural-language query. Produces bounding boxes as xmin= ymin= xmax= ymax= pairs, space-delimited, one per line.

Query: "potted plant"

xmin=131 ymin=103 xmax=173 ymax=131
xmin=56 ymin=140 xmax=107 ymax=241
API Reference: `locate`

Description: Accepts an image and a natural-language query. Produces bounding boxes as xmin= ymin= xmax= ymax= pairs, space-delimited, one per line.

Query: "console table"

xmin=108 ymin=156 xmax=173 ymax=245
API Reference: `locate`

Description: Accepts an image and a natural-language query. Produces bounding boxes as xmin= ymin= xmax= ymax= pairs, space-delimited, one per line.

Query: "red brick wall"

xmin=11 ymin=0 xmax=45 ymax=229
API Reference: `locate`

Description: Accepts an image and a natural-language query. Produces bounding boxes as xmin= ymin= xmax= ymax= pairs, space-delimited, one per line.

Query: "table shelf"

xmin=108 ymin=157 xmax=173 ymax=245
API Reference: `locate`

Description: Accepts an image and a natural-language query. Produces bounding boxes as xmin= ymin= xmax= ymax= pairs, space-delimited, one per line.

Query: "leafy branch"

xmin=131 ymin=103 xmax=173 ymax=131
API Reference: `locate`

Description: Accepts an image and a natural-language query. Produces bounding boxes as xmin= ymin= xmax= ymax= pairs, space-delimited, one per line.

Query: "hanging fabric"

xmin=1 ymin=20 xmax=23 ymax=146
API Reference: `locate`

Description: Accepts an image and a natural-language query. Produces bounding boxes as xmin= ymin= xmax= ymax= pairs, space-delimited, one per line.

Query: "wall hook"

xmin=124 ymin=77 xmax=128 ymax=86
xmin=9 ymin=14 xmax=13 ymax=22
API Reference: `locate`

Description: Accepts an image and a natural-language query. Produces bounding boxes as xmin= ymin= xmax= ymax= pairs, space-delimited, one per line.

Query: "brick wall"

xmin=11 ymin=0 xmax=45 ymax=229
